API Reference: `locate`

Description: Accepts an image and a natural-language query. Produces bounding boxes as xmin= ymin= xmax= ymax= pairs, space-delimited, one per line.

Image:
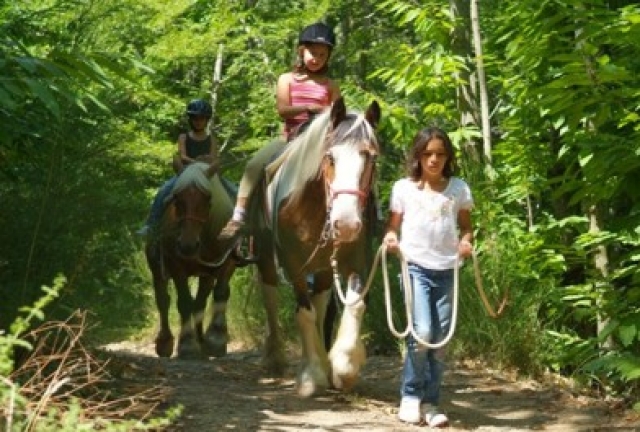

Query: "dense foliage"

xmin=2 ymin=0 xmax=640 ymax=421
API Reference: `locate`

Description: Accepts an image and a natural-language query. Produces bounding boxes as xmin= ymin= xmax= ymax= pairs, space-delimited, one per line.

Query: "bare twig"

xmin=7 ymin=310 xmax=169 ymax=430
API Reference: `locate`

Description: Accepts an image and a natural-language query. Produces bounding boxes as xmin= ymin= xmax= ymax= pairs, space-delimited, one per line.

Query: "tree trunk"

xmin=209 ymin=44 xmax=224 ymax=163
xmin=470 ymin=0 xmax=492 ymax=164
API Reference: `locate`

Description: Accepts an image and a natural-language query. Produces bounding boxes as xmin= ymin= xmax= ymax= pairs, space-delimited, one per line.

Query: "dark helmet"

xmin=298 ymin=22 xmax=336 ymax=47
xmin=186 ymin=99 xmax=212 ymax=118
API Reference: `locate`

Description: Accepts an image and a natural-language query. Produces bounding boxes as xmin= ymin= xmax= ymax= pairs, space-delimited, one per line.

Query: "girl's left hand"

xmin=458 ymin=239 xmax=473 ymax=258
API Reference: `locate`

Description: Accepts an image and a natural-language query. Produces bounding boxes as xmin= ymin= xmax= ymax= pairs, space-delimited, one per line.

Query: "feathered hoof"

xmin=332 ymin=372 xmax=358 ymax=391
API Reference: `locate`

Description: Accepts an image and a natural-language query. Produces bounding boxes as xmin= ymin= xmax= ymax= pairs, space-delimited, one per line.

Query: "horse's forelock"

xmin=330 ymin=112 xmax=378 ymax=152
xmin=283 ymin=109 xmax=378 ymax=207
xmin=170 ymin=162 xmax=212 ymax=198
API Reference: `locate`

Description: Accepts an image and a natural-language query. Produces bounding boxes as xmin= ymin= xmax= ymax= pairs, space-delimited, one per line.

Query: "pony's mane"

xmin=282 ymin=110 xmax=332 ymax=189
xmin=282 ymin=108 xmax=378 ymax=206
xmin=169 ymin=162 xmax=212 ymax=200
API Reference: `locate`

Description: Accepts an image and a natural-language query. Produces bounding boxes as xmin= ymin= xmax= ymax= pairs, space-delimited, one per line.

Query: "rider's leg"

xmin=138 ymin=176 xmax=177 ymax=236
xmin=218 ymin=139 xmax=285 ymax=240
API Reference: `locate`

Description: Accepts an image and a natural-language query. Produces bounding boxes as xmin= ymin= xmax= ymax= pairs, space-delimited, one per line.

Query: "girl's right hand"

xmin=307 ymin=104 xmax=325 ymax=114
xmin=383 ymin=232 xmax=399 ymax=253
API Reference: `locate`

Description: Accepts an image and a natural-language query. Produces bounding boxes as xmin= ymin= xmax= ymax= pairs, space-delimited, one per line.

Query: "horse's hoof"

xmin=155 ymin=336 xmax=175 ymax=358
xmin=332 ymin=373 xmax=358 ymax=391
xmin=262 ymin=355 xmax=288 ymax=377
xmin=203 ymin=339 xmax=227 ymax=357
xmin=177 ymin=339 xmax=203 ymax=360
xmin=297 ymin=381 xmax=317 ymax=398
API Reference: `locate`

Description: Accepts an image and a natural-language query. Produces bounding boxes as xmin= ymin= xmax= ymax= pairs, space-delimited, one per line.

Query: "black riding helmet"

xmin=186 ymin=99 xmax=212 ymax=118
xmin=298 ymin=22 xmax=336 ymax=48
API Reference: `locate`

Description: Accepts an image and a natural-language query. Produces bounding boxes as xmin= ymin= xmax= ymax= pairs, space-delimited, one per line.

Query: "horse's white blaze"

xmin=329 ymin=144 xmax=365 ymax=242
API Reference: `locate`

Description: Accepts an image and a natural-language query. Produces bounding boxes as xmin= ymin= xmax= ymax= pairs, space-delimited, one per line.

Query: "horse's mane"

xmin=281 ymin=108 xmax=378 ymax=207
xmin=166 ymin=162 xmax=233 ymax=231
xmin=169 ymin=162 xmax=212 ymax=200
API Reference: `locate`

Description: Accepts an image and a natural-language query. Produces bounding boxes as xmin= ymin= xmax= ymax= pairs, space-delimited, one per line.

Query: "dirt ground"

xmin=102 ymin=340 xmax=640 ymax=432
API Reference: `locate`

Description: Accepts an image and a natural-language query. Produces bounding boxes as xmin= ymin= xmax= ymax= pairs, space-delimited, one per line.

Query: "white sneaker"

xmin=424 ymin=404 xmax=449 ymax=428
xmin=397 ymin=397 xmax=421 ymax=424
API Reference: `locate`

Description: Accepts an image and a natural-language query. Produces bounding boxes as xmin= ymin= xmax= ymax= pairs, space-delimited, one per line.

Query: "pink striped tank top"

xmin=284 ymin=75 xmax=332 ymax=139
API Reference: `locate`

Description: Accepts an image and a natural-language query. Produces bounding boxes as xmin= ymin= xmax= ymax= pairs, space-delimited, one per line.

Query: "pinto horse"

xmin=249 ymin=97 xmax=380 ymax=396
xmin=145 ymin=161 xmax=238 ymax=359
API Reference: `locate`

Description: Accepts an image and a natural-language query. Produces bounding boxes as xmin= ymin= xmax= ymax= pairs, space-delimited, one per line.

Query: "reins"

xmin=330 ymin=242 xmax=508 ymax=347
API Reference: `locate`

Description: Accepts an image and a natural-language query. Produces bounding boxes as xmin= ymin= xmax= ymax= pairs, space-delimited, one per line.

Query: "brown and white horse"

xmin=249 ymin=97 xmax=380 ymax=396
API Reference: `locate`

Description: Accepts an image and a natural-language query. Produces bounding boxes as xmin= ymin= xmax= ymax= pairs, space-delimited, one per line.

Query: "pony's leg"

xmin=256 ymin=258 xmax=287 ymax=375
xmin=260 ymin=281 xmax=287 ymax=375
xmin=295 ymin=295 xmax=330 ymax=398
xmin=203 ymin=260 xmax=235 ymax=357
xmin=192 ymin=275 xmax=215 ymax=351
xmin=152 ymin=272 xmax=174 ymax=358
xmin=174 ymin=275 xmax=201 ymax=359
xmin=328 ymin=273 xmax=367 ymax=391
xmin=310 ymin=271 xmax=337 ymax=351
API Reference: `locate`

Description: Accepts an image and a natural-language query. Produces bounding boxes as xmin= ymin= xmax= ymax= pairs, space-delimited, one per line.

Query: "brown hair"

xmin=407 ymin=127 xmax=456 ymax=180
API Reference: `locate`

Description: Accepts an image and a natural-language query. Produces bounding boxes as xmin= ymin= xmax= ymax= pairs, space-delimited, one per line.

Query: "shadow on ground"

xmin=102 ymin=341 xmax=640 ymax=431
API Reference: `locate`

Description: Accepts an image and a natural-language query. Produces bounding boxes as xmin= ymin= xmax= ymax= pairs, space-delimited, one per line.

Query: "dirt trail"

xmin=103 ymin=341 xmax=639 ymax=431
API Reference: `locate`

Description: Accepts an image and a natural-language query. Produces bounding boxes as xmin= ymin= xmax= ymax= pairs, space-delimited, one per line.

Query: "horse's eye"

xmin=326 ymin=154 xmax=335 ymax=166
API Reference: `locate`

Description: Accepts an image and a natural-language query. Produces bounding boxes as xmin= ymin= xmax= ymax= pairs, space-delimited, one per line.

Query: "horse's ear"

xmin=205 ymin=161 xmax=220 ymax=178
xmin=365 ymin=100 xmax=381 ymax=130
xmin=330 ymin=97 xmax=347 ymax=128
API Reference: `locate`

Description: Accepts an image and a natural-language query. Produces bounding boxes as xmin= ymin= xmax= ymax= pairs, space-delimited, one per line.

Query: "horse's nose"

xmin=177 ymin=238 xmax=200 ymax=257
xmin=333 ymin=219 xmax=362 ymax=242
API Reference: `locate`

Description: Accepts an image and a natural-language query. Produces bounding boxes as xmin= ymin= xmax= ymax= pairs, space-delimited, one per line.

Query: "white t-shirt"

xmin=389 ymin=177 xmax=473 ymax=270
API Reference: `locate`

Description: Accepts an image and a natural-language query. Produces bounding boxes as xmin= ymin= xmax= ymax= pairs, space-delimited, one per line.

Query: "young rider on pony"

xmin=137 ymin=99 xmax=217 ymax=236
xmin=218 ymin=22 xmax=341 ymax=241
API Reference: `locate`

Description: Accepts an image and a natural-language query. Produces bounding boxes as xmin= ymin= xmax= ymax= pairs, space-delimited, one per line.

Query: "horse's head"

xmin=322 ymin=98 xmax=380 ymax=242
xmin=168 ymin=162 xmax=218 ymax=257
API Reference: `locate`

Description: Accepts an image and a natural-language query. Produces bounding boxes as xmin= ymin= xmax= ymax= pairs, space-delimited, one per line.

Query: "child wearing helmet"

xmin=137 ymin=98 xmax=216 ymax=236
xmin=218 ymin=22 xmax=341 ymax=240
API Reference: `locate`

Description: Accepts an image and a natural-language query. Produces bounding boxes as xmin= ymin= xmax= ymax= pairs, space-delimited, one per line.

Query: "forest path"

xmin=103 ymin=340 xmax=639 ymax=431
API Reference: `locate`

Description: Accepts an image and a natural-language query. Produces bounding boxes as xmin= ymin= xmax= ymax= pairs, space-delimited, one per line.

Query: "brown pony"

xmin=145 ymin=161 xmax=238 ymax=359
xmin=248 ymin=97 xmax=381 ymax=396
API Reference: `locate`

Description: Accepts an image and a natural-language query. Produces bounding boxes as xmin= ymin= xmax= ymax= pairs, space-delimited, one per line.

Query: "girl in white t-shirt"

xmin=383 ymin=127 xmax=474 ymax=428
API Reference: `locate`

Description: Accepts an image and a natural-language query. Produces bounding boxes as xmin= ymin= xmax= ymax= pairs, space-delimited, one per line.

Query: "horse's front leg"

xmin=202 ymin=260 xmax=235 ymax=357
xmin=193 ymin=275 xmax=214 ymax=343
xmin=328 ymin=272 xmax=367 ymax=391
xmin=174 ymin=274 xmax=201 ymax=359
xmin=256 ymin=254 xmax=287 ymax=375
xmin=294 ymin=275 xmax=330 ymax=398
xmin=151 ymin=271 xmax=174 ymax=358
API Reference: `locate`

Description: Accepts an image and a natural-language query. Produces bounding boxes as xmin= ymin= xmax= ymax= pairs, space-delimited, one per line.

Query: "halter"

xmin=297 ymin=143 xmax=377 ymax=276
xmin=322 ymin=147 xmax=377 ymax=209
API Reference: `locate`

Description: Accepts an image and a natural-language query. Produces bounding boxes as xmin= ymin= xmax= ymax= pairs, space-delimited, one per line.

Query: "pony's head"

xmin=282 ymin=97 xmax=380 ymax=243
xmin=168 ymin=161 xmax=218 ymax=257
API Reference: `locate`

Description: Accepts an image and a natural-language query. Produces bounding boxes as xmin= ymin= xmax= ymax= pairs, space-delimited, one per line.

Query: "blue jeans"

xmin=400 ymin=263 xmax=454 ymax=406
xmin=146 ymin=176 xmax=177 ymax=227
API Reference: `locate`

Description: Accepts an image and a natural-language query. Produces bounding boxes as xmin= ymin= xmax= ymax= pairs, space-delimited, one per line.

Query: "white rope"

xmin=332 ymin=242 xmax=460 ymax=348
xmin=381 ymin=244 xmax=460 ymax=348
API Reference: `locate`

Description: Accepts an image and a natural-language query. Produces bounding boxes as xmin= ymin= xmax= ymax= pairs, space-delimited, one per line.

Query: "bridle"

xmin=298 ymin=142 xmax=377 ymax=275
xmin=322 ymin=145 xmax=378 ymax=209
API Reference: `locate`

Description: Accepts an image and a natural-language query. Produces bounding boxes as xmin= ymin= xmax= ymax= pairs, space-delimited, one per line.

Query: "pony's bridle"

xmin=323 ymin=147 xmax=378 ymax=209
xmin=297 ymin=144 xmax=378 ymax=275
